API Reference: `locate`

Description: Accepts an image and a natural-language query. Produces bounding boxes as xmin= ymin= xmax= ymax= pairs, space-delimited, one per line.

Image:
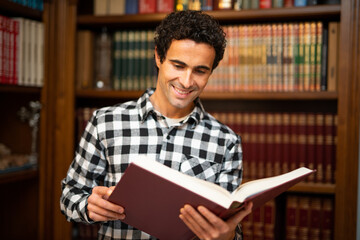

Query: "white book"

xmin=36 ymin=21 xmax=44 ymax=87
xmin=12 ymin=18 xmax=24 ymax=86
xmin=29 ymin=20 xmax=37 ymax=86
xmin=23 ymin=19 xmax=31 ymax=86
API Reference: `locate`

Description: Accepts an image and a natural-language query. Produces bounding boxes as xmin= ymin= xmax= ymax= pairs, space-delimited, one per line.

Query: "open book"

xmin=108 ymin=156 xmax=315 ymax=240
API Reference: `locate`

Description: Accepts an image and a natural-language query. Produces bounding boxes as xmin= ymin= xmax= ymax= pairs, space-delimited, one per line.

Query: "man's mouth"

xmin=173 ymin=86 xmax=193 ymax=96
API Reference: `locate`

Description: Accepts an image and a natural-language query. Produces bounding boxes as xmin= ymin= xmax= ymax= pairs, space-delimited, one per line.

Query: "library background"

xmin=0 ymin=0 xmax=359 ymax=239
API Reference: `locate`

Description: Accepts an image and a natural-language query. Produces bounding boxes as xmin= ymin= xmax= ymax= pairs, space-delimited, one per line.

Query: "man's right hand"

xmin=87 ymin=186 xmax=125 ymax=221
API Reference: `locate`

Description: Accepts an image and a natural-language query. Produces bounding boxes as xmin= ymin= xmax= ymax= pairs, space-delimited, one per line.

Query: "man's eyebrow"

xmin=169 ymin=59 xmax=211 ymax=71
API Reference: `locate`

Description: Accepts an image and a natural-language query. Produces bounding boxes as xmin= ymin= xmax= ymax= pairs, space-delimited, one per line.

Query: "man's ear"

xmin=154 ymin=47 xmax=161 ymax=68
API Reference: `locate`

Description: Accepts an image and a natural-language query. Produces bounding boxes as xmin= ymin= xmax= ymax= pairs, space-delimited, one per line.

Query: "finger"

xmin=88 ymin=201 xmax=125 ymax=220
xmin=227 ymin=201 xmax=253 ymax=226
xmin=88 ymin=210 xmax=121 ymax=222
xmin=180 ymin=205 xmax=212 ymax=239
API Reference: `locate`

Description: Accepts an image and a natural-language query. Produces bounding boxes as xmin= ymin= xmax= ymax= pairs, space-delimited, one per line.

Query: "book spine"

xmin=320 ymin=23 xmax=328 ymax=91
xmin=139 ymin=0 xmax=156 ymax=14
xmin=157 ymin=0 xmax=175 ymax=12
xmin=264 ymin=200 xmax=276 ymax=240
xmin=309 ymin=197 xmax=321 ymax=240
xmin=315 ymin=21 xmax=323 ymax=91
xmin=112 ymin=31 xmax=122 ymax=90
xmin=306 ymin=113 xmax=316 ymax=183
xmin=326 ymin=22 xmax=340 ymax=92
xmin=284 ymin=0 xmax=294 ymax=6
xmin=259 ymin=0 xmax=272 ymax=8
xmin=294 ymin=0 xmax=306 ymax=6
xmin=286 ymin=195 xmax=299 ymax=240
xmin=315 ymin=113 xmax=325 ymax=183
xmin=298 ymin=196 xmax=310 ymax=239
xmin=108 ymin=0 xmax=126 ymax=15
xmin=309 ymin=22 xmax=317 ymax=91
xmin=125 ymin=0 xmax=139 ymax=14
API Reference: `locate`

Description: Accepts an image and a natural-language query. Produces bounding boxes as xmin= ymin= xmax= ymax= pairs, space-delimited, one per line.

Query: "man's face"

xmin=153 ymin=39 xmax=215 ymax=118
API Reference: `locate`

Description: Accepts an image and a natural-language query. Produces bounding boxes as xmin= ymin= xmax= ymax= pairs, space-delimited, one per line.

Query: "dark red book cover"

xmin=108 ymin=158 xmax=314 ymax=239
xmin=265 ymin=113 xmax=275 ymax=178
xmin=306 ymin=113 xmax=316 ymax=183
xmin=282 ymin=113 xmax=291 ymax=174
xmin=139 ymin=0 xmax=156 ymax=14
xmin=156 ymin=0 xmax=174 ymax=12
xmin=289 ymin=113 xmax=299 ymax=170
xmin=297 ymin=113 xmax=307 ymax=168
xmin=315 ymin=113 xmax=325 ymax=183
xmin=286 ymin=196 xmax=299 ymax=240
xmin=323 ymin=113 xmax=335 ymax=183
xmin=257 ymin=113 xmax=267 ymax=179
xmin=260 ymin=0 xmax=272 ymax=8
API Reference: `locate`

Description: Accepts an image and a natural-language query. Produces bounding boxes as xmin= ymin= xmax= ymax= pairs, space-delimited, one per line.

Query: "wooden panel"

xmin=0 ymin=178 xmax=39 ymax=239
xmin=38 ymin=0 xmax=77 ymax=240
xmin=334 ymin=0 xmax=360 ymax=239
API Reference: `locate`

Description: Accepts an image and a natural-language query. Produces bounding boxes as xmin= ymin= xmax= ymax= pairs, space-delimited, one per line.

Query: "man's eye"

xmin=195 ymin=69 xmax=206 ymax=74
xmin=174 ymin=65 xmax=184 ymax=69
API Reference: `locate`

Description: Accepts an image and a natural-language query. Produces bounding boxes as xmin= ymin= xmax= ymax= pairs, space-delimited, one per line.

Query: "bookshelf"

xmin=0 ymin=0 xmax=44 ymax=239
xmin=40 ymin=1 xmax=359 ymax=240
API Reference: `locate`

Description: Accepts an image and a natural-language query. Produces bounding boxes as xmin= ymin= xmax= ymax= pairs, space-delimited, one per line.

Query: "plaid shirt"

xmin=60 ymin=88 xmax=243 ymax=240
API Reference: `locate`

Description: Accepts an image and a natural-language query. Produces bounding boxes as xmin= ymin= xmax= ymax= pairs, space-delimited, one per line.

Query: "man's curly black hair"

xmin=154 ymin=10 xmax=226 ymax=71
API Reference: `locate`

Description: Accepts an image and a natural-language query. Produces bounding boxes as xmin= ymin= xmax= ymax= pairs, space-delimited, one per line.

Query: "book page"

xmin=231 ymin=167 xmax=313 ymax=202
xmin=132 ymin=156 xmax=235 ymax=208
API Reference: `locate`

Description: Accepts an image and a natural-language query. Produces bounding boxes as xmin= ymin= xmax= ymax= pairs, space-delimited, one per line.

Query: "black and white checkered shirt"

xmin=60 ymin=88 xmax=243 ymax=240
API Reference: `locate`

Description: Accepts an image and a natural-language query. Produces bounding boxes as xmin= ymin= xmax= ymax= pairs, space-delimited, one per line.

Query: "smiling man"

xmin=60 ymin=10 xmax=252 ymax=240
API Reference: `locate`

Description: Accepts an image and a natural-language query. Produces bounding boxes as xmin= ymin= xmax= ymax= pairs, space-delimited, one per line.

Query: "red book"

xmin=139 ymin=0 xmax=156 ymax=14
xmin=157 ymin=0 xmax=174 ymax=12
xmin=309 ymin=197 xmax=321 ymax=240
xmin=323 ymin=113 xmax=335 ymax=183
xmin=284 ymin=0 xmax=294 ymax=7
xmin=260 ymin=0 xmax=272 ymax=8
xmin=306 ymin=113 xmax=316 ymax=183
xmin=264 ymin=200 xmax=276 ymax=240
xmin=11 ymin=19 xmax=19 ymax=85
xmin=108 ymin=157 xmax=315 ymax=240
xmin=286 ymin=195 xmax=299 ymax=240
xmin=252 ymin=206 xmax=264 ymax=240
xmin=282 ymin=113 xmax=291 ymax=174
xmin=315 ymin=113 xmax=325 ymax=183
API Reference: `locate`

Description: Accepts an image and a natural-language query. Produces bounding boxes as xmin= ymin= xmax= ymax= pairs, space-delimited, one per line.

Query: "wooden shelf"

xmin=76 ymin=89 xmax=338 ymax=101
xmin=0 ymin=168 xmax=38 ymax=185
xmin=77 ymin=4 xmax=340 ymax=28
xmin=288 ymin=182 xmax=336 ymax=194
xmin=0 ymin=0 xmax=42 ymax=20
xmin=0 ymin=84 xmax=42 ymax=94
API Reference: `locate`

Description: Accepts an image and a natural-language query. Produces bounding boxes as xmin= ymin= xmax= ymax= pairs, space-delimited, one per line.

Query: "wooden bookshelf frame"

xmin=40 ymin=1 xmax=359 ymax=240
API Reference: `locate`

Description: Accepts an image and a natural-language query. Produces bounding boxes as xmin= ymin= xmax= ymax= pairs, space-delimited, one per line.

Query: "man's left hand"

xmin=179 ymin=201 xmax=253 ymax=240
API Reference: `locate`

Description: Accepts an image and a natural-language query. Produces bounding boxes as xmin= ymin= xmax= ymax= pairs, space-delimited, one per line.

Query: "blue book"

xmin=294 ymin=0 xmax=307 ymax=6
xmin=125 ymin=0 xmax=139 ymax=14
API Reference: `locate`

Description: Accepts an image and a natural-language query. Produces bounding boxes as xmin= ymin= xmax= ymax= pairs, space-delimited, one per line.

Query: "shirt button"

xmin=166 ymin=135 xmax=170 ymax=140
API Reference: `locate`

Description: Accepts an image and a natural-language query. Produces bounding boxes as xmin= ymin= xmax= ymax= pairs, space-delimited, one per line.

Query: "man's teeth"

xmin=174 ymin=87 xmax=190 ymax=94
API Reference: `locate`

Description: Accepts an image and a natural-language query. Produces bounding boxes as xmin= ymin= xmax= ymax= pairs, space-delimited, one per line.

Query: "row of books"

xmin=285 ymin=195 xmax=333 ymax=240
xmin=6 ymin=0 xmax=44 ymax=11
xmin=210 ymin=111 xmax=337 ymax=184
xmin=206 ymin=22 xmax=339 ymax=92
xmin=76 ymin=21 xmax=339 ymax=92
xmin=242 ymin=195 xmax=334 ymax=240
xmin=0 ymin=15 xmax=44 ymax=86
xmin=94 ymin=0 xmax=341 ymax=16
xmin=76 ymin=107 xmax=337 ymax=184
xmin=239 ymin=0 xmax=340 ymax=9
xmin=93 ymin=0 xmax=175 ymax=15
xmin=76 ymin=29 xmax=157 ymax=91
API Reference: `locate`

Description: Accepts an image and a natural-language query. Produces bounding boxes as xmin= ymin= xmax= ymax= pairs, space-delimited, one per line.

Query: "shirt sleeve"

xmin=217 ymin=134 xmax=243 ymax=192
xmin=60 ymin=111 xmax=107 ymax=223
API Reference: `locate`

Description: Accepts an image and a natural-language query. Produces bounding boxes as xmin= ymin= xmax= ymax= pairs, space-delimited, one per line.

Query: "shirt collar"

xmin=138 ymin=88 xmax=205 ymax=127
